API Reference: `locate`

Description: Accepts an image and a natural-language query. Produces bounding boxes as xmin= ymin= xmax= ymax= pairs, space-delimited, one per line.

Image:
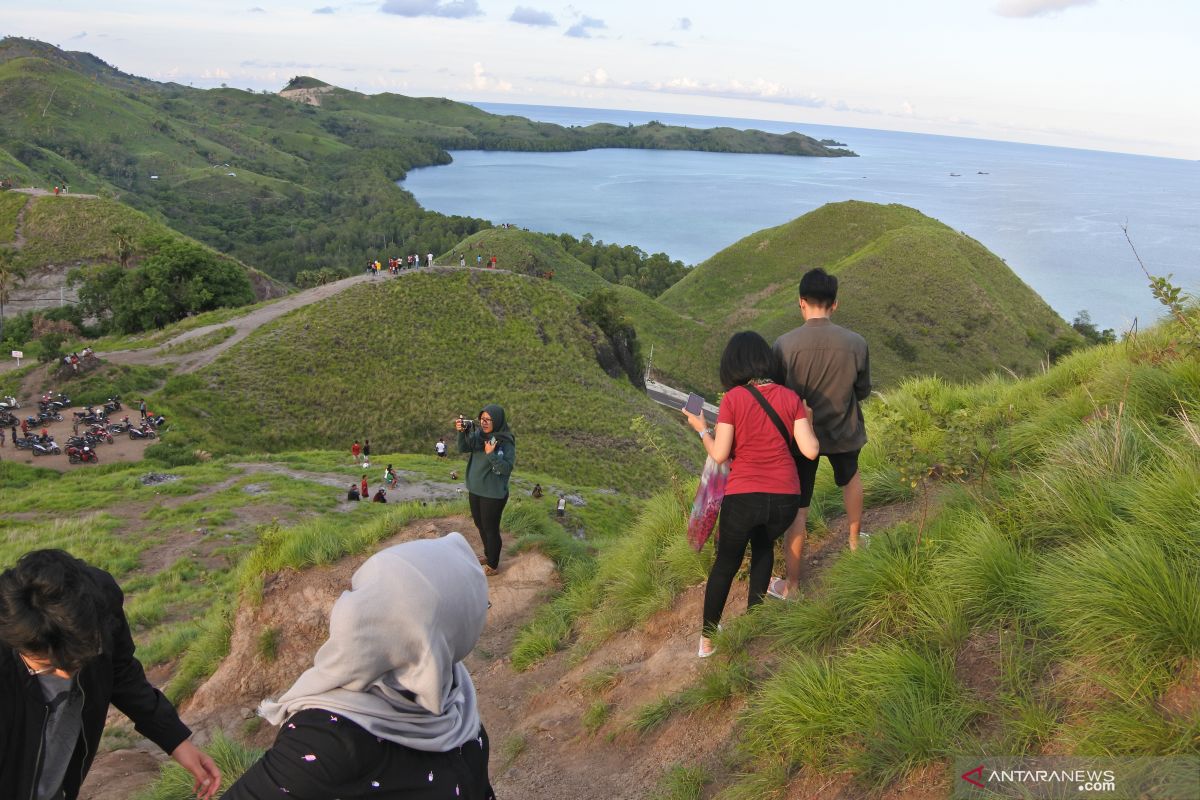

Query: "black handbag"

xmin=742 ymin=383 xmax=806 ymax=469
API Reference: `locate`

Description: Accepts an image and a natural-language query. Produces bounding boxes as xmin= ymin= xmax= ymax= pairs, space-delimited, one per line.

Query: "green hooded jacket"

xmin=457 ymin=403 xmax=516 ymax=499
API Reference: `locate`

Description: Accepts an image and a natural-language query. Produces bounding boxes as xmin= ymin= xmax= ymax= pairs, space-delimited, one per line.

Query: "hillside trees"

xmin=69 ymin=238 xmax=254 ymax=333
xmin=0 ymin=247 xmax=22 ymax=343
xmin=557 ymin=233 xmax=688 ymax=297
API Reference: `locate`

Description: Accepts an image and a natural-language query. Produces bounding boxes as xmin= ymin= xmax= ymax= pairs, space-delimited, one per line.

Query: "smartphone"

xmin=683 ymin=393 xmax=705 ymax=416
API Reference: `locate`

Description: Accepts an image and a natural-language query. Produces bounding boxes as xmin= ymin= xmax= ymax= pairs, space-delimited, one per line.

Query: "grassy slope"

xmin=655 ymin=201 xmax=1078 ymax=393
xmin=160 ymin=270 xmax=700 ymax=492
xmin=6 ymin=194 xmax=283 ymax=298
xmin=556 ymin=311 xmax=1200 ymax=794
xmin=0 ymin=189 xmax=24 ymax=242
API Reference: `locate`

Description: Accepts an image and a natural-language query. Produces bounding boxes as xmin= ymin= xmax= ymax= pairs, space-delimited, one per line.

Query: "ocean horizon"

xmin=401 ymin=102 xmax=1200 ymax=331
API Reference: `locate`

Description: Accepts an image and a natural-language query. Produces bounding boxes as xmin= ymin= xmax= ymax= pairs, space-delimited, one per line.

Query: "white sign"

xmin=10 ymin=351 xmax=22 ymax=359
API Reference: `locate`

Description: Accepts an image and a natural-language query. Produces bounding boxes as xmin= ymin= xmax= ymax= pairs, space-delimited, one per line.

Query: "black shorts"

xmin=797 ymin=449 xmax=860 ymax=508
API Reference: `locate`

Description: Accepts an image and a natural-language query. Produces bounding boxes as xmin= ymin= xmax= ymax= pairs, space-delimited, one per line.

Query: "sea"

xmin=400 ymin=102 xmax=1200 ymax=331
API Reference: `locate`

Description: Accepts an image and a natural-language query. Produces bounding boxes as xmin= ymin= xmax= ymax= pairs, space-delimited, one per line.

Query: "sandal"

xmin=697 ymin=636 xmax=716 ymax=659
xmin=478 ymin=554 xmax=489 ymax=565
xmin=483 ymin=565 xmax=499 ymax=577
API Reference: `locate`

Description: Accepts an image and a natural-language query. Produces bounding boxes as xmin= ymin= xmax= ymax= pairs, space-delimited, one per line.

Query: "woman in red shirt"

xmin=683 ymin=331 xmax=819 ymax=658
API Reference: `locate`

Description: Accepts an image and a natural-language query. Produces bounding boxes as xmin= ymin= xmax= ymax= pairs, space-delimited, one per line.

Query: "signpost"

xmin=11 ymin=350 xmax=22 ymax=367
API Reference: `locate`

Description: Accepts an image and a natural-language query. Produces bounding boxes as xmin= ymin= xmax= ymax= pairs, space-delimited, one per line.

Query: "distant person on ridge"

xmin=770 ymin=267 xmax=872 ymax=602
xmin=456 ymin=405 xmax=516 ymax=576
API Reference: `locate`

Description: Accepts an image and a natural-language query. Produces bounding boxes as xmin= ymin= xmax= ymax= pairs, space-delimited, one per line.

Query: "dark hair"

xmin=799 ymin=267 xmax=838 ymax=309
xmin=719 ymin=331 xmax=783 ymax=390
xmin=0 ymin=549 xmax=105 ymax=671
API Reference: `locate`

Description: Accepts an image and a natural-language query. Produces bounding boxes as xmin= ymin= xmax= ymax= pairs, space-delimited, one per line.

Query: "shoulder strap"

xmin=742 ymin=384 xmax=803 ymax=464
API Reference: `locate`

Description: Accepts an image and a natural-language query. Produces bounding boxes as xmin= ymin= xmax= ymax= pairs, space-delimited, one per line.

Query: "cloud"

xmin=248 ymin=6 xmax=266 ymax=11
xmin=313 ymin=6 xmax=337 ymax=13
xmin=70 ymin=31 xmax=87 ymax=40
xmin=994 ymin=0 xmax=1095 ymax=17
xmin=650 ymin=40 xmax=677 ymax=48
xmin=579 ymin=67 xmax=609 ymax=86
xmin=626 ymin=75 xmax=827 ymax=109
xmin=470 ymin=62 xmax=513 ymax=92
xmin=510 ymin=6 xmax=556 ymax=26
xmin=565 ymin=15 xmax=606 ymax=38
xmin=380 ymin=0 xmax=483 ymax=18
xmin=676 ymin=17 xmax=691 ymax=30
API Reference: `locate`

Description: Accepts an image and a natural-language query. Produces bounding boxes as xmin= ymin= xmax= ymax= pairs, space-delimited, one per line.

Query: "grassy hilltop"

xmin=0 ymin=193 xmax=285 ymax=312
xmin=159 ymin=269 xmax=699 ymax=491
xmin=653 ymin=201 xmax=1079 ymax=393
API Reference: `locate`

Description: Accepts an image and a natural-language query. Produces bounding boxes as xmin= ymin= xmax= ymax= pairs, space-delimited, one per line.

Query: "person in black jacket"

xmin=223 ymin=533 xmax=494 ymax=800
xmin=0 ymin=549 xmax=221 ymax=800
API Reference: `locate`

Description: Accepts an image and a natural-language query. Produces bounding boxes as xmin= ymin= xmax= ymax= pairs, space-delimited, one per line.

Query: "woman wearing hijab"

xmin=223 ymin=533 xmax=494 ymax=799
xmin=682 ymin=332 xmax=820 ymax=658
xmin=454 ymin=405 xmax=516 ymax=575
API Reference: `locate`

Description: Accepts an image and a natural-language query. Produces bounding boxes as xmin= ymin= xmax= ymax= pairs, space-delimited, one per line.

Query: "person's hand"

xmin=454 ymin=417 xmax=464 ymax=432
xmin=484 ymin=436 xmax=496 ymax=454
xmin=682 ymin=408 xmax=706 ymax=434
xmin=171 ymin=739 xmax=221 ymax=800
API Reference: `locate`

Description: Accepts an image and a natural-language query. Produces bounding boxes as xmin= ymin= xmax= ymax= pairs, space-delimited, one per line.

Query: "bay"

xmin=401 ymin=102 xmax=1200 ymax=331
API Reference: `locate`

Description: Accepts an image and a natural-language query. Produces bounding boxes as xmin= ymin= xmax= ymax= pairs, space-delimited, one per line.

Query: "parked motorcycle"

xmin=31 ymin=440 xmax=61 ymax=456
xmin=128 ymin=425 xmax=157 ymax=440
xmin=107 ymin=418 xmax=132 ymax=435
xmin=0 ymin=395 xmax=19 ymax=411
xmin=85 ymin=424 xmax=114 ymax=443
xmin=0 ymin=411 xmax=16 ymax=428
xmin=13 ymin=435 xmax=34 ymax=449
xmin=103 ymin=396 xmax=122 ymax=413
xmin=146 ymin=413 xmax=167 ymax=428
xmin=67 ymin=445 xmax=98 ymax=464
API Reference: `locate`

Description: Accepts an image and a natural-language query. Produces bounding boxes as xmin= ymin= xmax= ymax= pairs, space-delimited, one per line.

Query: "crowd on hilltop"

xmin=364 ymin=251 xmax=503 ymax=277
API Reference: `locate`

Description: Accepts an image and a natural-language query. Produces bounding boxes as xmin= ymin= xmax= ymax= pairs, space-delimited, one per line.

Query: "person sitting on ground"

xmin=682 ymin=331 xmax=819 ymax=658
xmin=0 ymin=549 xmax=221 ymax=800
xmin=347 ymin=483 xmax=361 ymax=502
xmin=456 ymin=405 xmax=516 ymax=576
xmin=223 ymin=534 xmax=495 ymax=799
xmin=372 ymin=487 xmax=388 ymax=503
xmin=531 ymin=483 xmax=543 ymax=499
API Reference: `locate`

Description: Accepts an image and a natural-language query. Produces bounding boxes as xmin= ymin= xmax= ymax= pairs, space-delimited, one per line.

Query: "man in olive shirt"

xmin=772 ymin=268 xmax=871 ymax=599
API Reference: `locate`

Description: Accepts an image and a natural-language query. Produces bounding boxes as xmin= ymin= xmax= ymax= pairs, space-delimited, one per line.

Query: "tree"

xmin=111 ymin=226 xmax=135 ymax=268
xmin=1071 ymin=310 xmax=1116 ymax=346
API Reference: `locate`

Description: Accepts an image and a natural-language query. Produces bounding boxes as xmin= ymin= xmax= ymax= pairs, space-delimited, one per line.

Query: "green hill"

xmin=1 ymin=193 xmax=286 ymax=316
xmin=653 ymin=201 xmax=1079 ymax=392
xmin=159 ymin=270 xmax=700 ymax=492
xmin=0 ymin=39 xmax=854 ymax=288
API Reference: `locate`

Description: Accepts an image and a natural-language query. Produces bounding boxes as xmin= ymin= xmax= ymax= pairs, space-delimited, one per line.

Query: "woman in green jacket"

xmin=455 ymin=404 xmax=516 ymax=574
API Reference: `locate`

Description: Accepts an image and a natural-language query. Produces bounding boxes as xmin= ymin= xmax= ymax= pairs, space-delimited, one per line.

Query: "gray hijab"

xmin=258 ymin=532 xmax=487 ymax=752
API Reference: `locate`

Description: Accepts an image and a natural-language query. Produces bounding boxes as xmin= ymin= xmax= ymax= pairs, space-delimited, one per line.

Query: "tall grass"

xmin=134 ymin=732 xmax=262 ymax=800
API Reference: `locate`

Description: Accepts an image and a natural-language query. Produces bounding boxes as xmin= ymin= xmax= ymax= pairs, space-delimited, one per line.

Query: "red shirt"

xmin=351 ymin=443 xmax=361 ymax=456
xmin=716 ymin=383 xmax=806 ymax=496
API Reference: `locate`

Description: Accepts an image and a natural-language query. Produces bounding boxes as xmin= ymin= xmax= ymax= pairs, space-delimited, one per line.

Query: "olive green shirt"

xmin=774 ymin=318 xmax=871 ymax=453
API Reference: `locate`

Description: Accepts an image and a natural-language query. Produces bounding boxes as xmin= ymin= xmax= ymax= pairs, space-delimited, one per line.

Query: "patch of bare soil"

xmin=78 ymin=748 xmax=165 ymax=800
xmin=3 ymin=404 xmax=155 ymax=471
xmin=1160 ymin=659 xmax=1200 ymax=720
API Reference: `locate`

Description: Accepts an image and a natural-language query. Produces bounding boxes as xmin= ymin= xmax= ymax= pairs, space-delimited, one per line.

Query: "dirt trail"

xmin=78 ymin=498 xmax=928 ymax=798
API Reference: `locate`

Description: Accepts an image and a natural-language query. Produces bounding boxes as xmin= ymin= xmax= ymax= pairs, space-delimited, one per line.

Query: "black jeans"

xmin=702 ymin=492 xmax=801 ymax=635
xmin=469 ymin=492 xmax=508 ymax=569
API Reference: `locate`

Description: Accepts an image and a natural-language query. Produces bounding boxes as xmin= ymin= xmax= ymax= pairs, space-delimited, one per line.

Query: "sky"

xmin=3 ymin=1 xmax=1198 ymax=159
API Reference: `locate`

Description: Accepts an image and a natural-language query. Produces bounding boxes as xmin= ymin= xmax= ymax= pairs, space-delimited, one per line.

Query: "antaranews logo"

xmin=952 ymin=756 xmax=1199 ymax=799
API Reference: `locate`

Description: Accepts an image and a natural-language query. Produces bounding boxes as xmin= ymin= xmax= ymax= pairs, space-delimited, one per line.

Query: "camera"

xmin=457 ymin=414 xmax=476 ymax=432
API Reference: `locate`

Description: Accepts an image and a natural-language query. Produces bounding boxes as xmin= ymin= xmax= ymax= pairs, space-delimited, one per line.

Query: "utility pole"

xmin=644 ymin=344 xmax=653 ymax=383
